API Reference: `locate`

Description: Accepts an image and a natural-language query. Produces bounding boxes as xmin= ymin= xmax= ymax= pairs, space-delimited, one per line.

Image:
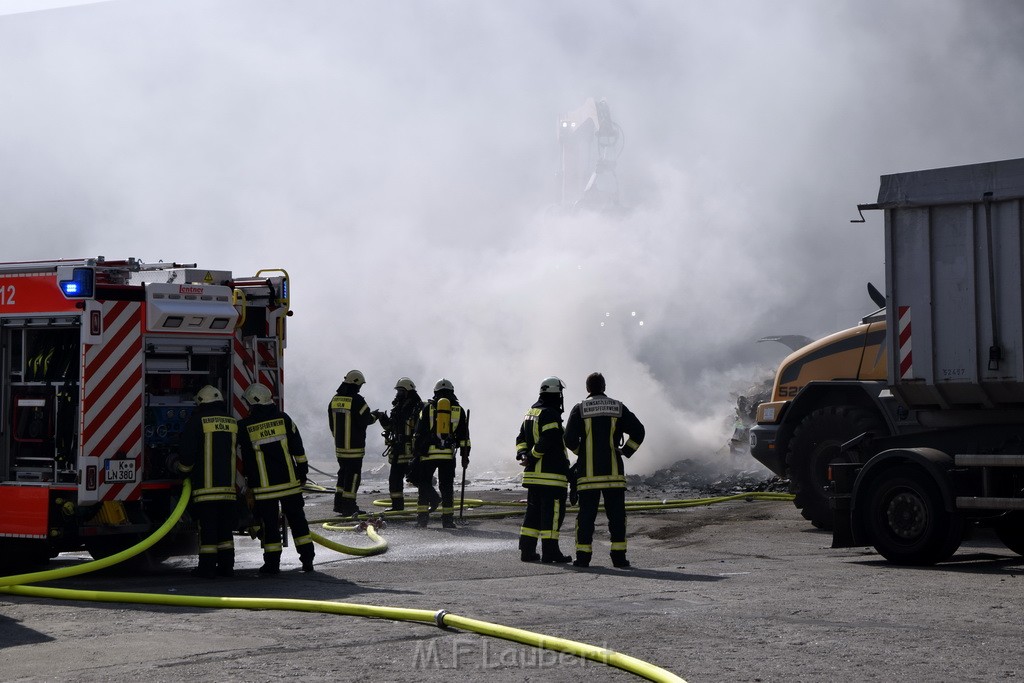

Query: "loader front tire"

xmin=788 ymin=406 xmax=885 ymax=530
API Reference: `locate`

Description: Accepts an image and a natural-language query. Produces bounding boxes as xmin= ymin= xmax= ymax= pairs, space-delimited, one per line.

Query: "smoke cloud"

xmin=2 ymin=1 xmax=1023 ymax=477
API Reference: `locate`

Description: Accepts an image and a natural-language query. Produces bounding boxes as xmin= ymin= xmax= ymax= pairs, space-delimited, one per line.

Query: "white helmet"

xmin=195 ymin=385 xmax=224 ymax=405
xmin=433 ymin=378 xmax=454 ymax=393
xmin=243 ymin=383 xmax=274 ymax=405
xmin=344 ymin=369 xmax=366 ymax=386
xmin=540 ymin=376 xmax=565 ymax=394
xmin=395 ymin=377 xmax=416 ymax=391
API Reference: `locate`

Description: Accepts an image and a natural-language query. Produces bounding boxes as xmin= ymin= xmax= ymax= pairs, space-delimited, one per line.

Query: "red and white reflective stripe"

xmin=232 ymin=336 xmax=283 ymax=418
xmin=232 ymin=336 xmax=254 ymax=418
xmin=257 ymin=340 xmax=281 ymax=399
xmin=898 ymin=305 xmax=913 ymax=380
xmin=82 ymin=301 xmax=144 ymax=501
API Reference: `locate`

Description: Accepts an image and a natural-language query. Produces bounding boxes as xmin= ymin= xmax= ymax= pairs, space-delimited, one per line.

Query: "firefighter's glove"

xmin=406 ymin=458 xmax=421 ymax=485
xmin=569 ymin=487 xmax=579 ymax=506
xmin=461 ymin=453 xmax=470 ymax=469
xmin=516 ymin=451 xmax=529 ymax=467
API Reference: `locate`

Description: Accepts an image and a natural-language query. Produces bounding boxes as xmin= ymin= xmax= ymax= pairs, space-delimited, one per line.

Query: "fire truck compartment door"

xmin=145 ymin=283 xmax=237 ymax=333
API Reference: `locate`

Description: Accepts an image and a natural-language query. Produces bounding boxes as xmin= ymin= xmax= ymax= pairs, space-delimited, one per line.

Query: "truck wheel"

xmin=994 ymin=512 xmax=1024 ymax=556
xmin=85 ymin=536 xmax=157 ymax=571
xmin=0 ymin=539 xmax=52 ymax=571
xmin=787 ymin=406 xmax=885 ymax=530
xmin=862 ymin=464 xmax=963 ymax=565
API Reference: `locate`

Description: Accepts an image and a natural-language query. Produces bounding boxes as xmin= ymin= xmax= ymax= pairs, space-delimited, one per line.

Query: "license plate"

xmin=105 ymin=459 xmax=137 ymax=483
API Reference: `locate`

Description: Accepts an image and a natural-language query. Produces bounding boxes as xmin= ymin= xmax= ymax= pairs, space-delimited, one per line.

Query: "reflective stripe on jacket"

xmin=239 ymin=407 xmax=308 ymax=501
xmin=563 ymin=394 xmax=644 ymax=491
xmin=329 ymin=391 xmax=376 ymax=459
xmin=414 ymin=398 xmax=471 ymax=461
xmin=516 ymin=402 xmax=569 ymax=489
xmin=179 ymin=403 xmax=239 ymax=504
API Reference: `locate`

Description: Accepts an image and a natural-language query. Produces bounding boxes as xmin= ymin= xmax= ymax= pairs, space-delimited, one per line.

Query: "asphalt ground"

xmin=1 ymin=485 xmax=1023 ymax=682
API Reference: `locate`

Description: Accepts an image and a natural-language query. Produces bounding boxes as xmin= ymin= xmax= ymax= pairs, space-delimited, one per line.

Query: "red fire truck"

xmin=0 ymin=257 xmax=290 ymax=566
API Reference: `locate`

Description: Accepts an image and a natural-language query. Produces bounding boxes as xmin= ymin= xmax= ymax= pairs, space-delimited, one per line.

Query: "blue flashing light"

xmin=59 ymin=267 xmax=95 ymax=298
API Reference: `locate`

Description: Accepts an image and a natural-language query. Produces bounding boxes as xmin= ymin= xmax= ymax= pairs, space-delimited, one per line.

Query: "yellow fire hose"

xmin=0 ymin=478 xmax=687 ymax=682
xmin=310 ymin=526 xmax=387 ymax=556
xmin=358 ymin=491 xmax=795 ymax=522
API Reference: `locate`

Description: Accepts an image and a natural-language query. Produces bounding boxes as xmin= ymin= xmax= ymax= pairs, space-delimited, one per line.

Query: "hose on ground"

xmin=349 ymin=491 xmax=796 ymax=523
xmin=0 ymin=583 xmax=685 ymax=682
xmin=0 ymin=479 xmax=687 ymax=682
xmin=310 ymin=525 xmax=387 ymax=556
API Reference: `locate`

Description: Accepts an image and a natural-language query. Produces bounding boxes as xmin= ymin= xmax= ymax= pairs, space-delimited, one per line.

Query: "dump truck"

xmin=0 ymin=257 xmax=291 ymax=567
xmin=751 ymin=157 xmax=1024 ymax=564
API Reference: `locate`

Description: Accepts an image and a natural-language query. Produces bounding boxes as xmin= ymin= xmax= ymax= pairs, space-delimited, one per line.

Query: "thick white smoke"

xmin=2 ymin=1 xmax=1024 ymax=478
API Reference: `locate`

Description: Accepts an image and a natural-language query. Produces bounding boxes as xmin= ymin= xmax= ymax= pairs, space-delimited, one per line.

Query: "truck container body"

xmin=882 ymin=159 xmax=1024 ymax=409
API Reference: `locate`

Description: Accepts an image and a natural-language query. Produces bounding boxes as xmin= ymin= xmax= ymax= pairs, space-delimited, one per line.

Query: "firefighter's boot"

xmin=299 ymin=545 xmax=315 ymax=573
xmin=541 ymin=540 xmax=572 ymax=564
xmin=416 ymin=512 xmax=429 ymax=528
xmin=384 ymin=495 xmax=405 ymax=512
xmin=192 ymin=553 xmax=217 ymax=579
xmin=519 ymin=537 xmax=540 ymax=562
xmin=216 ymin=547 xmax=235 ymax=578
xmin=259 ymin=552 xmax=281 ymax=575
xmin=441 ymin=513 xmax=456 ymax=529
xmin=333 ymin=492 xmax=347 ymax=515
xmin=572 ymin=551 xmax=592 ymax=568
xmin=428 ymin=488 xmax=442 ymax=512
xmin=610 ymin=550 xmax=631 ymax=569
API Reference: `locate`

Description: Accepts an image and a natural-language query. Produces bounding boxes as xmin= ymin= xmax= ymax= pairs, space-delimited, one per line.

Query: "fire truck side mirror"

xmin=57 ymin=266 xmax=95 ymax=298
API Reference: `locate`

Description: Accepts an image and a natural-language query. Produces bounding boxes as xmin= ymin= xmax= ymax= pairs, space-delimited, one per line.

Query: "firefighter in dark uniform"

xmin=564 ymin=372 xmax=645 ymax=568
xmin=371 ymin=377 xmax=429 ymax=512
xmin=176 ymin=385 xmax=238 ymax=578
xmin=412 ymin=378 xmax=470 ymax=528
xmin=238 ymin=383 xmax=315 ymax=574
xmin=328 ymin=370 xmax=379 ymax=516
xmin=516 ymin=376 xmax=573 ymax=563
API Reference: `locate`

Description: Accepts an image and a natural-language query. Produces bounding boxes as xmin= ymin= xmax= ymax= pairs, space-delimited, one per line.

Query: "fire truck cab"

xmin=0 ymin=257 xmax=290 ymax=566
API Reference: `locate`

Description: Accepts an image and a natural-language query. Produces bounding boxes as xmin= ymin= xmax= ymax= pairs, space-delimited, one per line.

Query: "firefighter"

xmin=328 ymin=369 xmax=379 ymax=516
xmin=516 ymin=376 xmax=572 ymax=563
xmin=175 ymin=385 xmax=239 ymax=578
xmin=412 ymin=378 xmax=470 ymax=528
xmin=563 ymin=372 xmax=645 ymax=568
xmin=237 ymin=383 xmax=315 ymax=574
xmin=371 ymin=377 xmax=435 ymax=512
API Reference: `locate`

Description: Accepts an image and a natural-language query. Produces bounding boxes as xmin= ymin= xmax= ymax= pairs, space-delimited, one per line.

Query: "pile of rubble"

xmin=627 ymin=458 xmax=789 ymax=497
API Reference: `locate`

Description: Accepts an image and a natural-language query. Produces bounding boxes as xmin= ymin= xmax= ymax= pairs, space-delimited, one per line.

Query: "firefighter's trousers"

xmin=417 ymin=459 xmax=455 ymax=520
xmin=194 ymin=499 xmax=235 ymax=571
xmin=575 ymin=488 xmax=627 ymax=556
xmin=388 ymin=460 xmax=410 ymax=508
xmin=334 ymin=456 xmax=363 ymax=513
xmin=255 ymin=494 xmax=314 ymax=565
xmin=519 ymin=485 xmax=568 ymax=554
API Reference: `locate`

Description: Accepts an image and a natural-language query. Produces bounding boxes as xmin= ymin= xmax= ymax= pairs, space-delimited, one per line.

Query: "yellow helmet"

xmin=243 ymin=383 xmax=273 ymax=405
xmin=344 ymin=369 xmax=366 ymax=386
xmin=540 ymin=376 xmax=565 ymax=394
xmin=195 ymin=385 xmax=224 ymax=405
